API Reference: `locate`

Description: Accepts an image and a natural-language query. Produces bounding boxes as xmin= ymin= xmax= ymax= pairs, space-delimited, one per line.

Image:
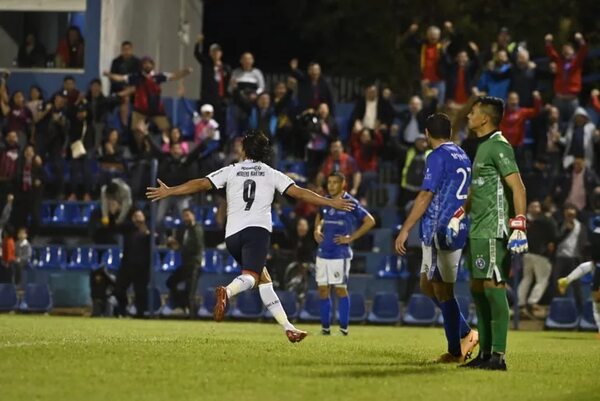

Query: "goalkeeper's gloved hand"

xmin=508 ymin=215 xmax=528 ymax=254
xmin=446 ymin=207 xmax=465 ymax=246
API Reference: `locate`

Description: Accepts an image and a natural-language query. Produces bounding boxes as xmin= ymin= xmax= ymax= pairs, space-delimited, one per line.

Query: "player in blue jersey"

xmin=314 ymin=172 xmax=376 ymax=335
xmin=395 ymin=113 xmax=479 ymax=363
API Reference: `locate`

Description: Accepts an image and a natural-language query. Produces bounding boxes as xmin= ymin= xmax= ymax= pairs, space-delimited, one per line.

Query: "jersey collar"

xmin=478 ymin=130 xmax=501 ymax=143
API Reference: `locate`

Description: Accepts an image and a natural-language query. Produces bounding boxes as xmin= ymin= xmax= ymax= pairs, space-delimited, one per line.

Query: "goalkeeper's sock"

xmin=471 ymin=291 xmax=492 ymax=355
xmin=433 ymin=296 xmax=471 ymax=338
xmin=593 ymin=302 xmax=600 ymax=333
xmin=319 ymin=297 xmax=331 ymax=330
xmin=485 ymin=287 xmax=510 ymax=354
xmin=566 ymin=262 xmax=594 ymax=284
xmin=440 ymin=298 xmax=462 ymax=356
xmin=259 ymin=283 xmax=294 ymax=331
xmin=338 ymin=295 xmax=350 ymax=330
xmin=225 ymin=274 xmax=256 ymax=298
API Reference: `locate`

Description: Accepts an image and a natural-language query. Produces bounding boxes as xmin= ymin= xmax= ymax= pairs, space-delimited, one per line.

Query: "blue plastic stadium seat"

xmin=272 ymin=210 xmax=285 ymax=230
xmin=160 ymin=250 xmax=182 ymax=272
xmin=335 ymin=292 xmax=367 ymax=323
xmin=231 ymin=290 xmax=263 ymax=319
xmin=403 ymin=294 xmax=438 ymax=326
xmin=579 ymin=300 xmax=599 ymax=331
xmin=223 ymin=254 xmax=241 ymax=274
xmin=377 ymin=255 xmax=404 ymax=279
xmin=299 ymin=290 xmax=322 ymax=322
xmin=203 ymin=206 xmax=218 ymax=227
xmin=437 ymin=296 xmax=471 ymax=325
xmin=264 ymin=290 xmax=298 ymax=320
xmin=197 ymin=287 xmax=230 ymax=318
xmin=203 ymin=249 xmax=222 ymax=273
xmin=72 ymin=202 xmax=98 ymax=225
xmin=545 ymin=297 xmax=579 ymax=330
xmin=20 ymin=284 xmax=53 ymax=313
xmin=100 ymin=248 xmax=122 ymax=271
xmin=67 ymin=247 xmax=99 ymax=270
xmin=41 ymin=203 xmax=53 ymax=225
xmin=164 ymin=215 xmax=183 ymax=230
xmin=367 ymin=292 xmax=401 ymax=324
xmin=0 ymin=283 xmax=18 ymax=312
xmin=35 ymin=246 xmax=67 ymax=270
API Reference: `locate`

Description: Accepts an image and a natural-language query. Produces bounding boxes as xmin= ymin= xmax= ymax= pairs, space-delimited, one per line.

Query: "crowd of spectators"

xmin=1 ymin=23 xmax=600 ymax=318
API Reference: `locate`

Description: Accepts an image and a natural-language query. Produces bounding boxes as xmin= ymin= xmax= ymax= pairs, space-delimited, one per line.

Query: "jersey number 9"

xmin=243 ymin=179 xmax=256 ymax=211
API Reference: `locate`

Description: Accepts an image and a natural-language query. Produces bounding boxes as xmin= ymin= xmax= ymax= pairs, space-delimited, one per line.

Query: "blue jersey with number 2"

xmin=419 ymin=142 xmax=471 ymax=247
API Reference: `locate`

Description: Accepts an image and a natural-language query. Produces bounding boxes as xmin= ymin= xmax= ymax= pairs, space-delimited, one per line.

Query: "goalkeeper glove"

xmin=446 ymin=207 xmax=466 ymax=246
xmin=507 ymin=215 xmax=528 ymax=254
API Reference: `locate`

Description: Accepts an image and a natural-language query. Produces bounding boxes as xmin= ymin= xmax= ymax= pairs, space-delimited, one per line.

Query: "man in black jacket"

xmin=162 ymin=208 xmax=204 ymax=317
xmin=194 ymin=34 xmax=231 ymax=129
xmin=397 ymin=95 xmax=437 ymax=145
xmin=290 ymin=58 xmax=334 ymax=114
xmin=350 ymin=84 xmax=395 ymax=132
xmin=114 ymin=210 xmax=151 ymax=317
xmin=109 ymin=41 xmax=140 ymax=127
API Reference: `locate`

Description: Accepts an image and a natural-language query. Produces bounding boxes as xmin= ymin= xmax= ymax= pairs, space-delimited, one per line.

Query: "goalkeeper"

xmin=447 ymin=96 xmax=527 ymax=371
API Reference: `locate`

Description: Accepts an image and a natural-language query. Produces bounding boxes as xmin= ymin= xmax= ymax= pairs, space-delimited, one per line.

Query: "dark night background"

xmin=203 ymin=0 xmax=600 ymax=99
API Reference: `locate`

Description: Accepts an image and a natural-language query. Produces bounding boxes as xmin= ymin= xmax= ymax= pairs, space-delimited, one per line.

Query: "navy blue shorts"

xmin=225 ymin=227 xmax=271 ymax=274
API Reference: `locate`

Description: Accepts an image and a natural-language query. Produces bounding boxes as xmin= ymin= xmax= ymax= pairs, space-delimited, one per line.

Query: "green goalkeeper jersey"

xmin=469 ymin=131 xmax=520 ymax=239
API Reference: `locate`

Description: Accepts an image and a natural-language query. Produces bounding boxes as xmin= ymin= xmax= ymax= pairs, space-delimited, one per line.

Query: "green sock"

xmin=484 ymin=287 xmax=510 ymax=354
xmin=471 ymin=291 xmax=492 ymax=355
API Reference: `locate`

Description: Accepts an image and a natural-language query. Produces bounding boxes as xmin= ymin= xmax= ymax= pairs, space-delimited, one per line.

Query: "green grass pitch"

xmin=1 ymin=315 xmax=599 ymax=401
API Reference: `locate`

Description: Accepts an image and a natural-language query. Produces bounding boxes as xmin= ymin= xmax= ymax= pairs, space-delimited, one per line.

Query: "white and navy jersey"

xmin=206 ymin=160 xmax=294 ymax=238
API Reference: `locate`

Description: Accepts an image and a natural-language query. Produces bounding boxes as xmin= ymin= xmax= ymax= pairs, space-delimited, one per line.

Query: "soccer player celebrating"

xmin=147 ymin=130 xmax=354 ymax=343
xmin=395 ymin=113 xmax=478 ymax=363
xmin=451 ymin=97 xmax=528 ymax=371
xmin=314 ymin=172 xmax=375 ymax=336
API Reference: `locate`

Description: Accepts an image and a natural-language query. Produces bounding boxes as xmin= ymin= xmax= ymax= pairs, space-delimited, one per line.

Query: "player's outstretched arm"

xmin=286 ymin=184 xmax=354 ymax=211
xmin=395 ymin=191 xmax=433 ymax=255
xmin=146 ymin=178 xmax=212 ymax=202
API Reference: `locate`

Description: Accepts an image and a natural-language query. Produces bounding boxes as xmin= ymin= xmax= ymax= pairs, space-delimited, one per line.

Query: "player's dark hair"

xmin=425 ymin=113 xmax=452 ymax=139
xmin=328 ymin=171 xmax=346 ymax=182
xmin=182 ymin=207 xmax=194 ymax=215
xmin=63 ymin=75 xmax=75 ymax=82
xmin=242 ymin=130 xmax=271 ymax=163
xmin=105 ymin=182 xmax=120 ymax=198
xmin=121 ymin=41 xmax=132 ymax=47
xmin=474 ymin=96 xmax=504 ymax=127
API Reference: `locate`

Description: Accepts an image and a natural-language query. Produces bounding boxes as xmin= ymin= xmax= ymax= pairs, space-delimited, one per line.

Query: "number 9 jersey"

xmin=206 ymin=160 xmax=294 ymax=238
xmin=419 ymin=142 xmax=472 ymax=249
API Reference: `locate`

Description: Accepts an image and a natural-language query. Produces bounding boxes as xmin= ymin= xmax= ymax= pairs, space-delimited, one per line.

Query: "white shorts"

xmin=315 ymin=257 xmax=351 ymax=286
xmin=420 ymin=243 xmax=462 ymax=283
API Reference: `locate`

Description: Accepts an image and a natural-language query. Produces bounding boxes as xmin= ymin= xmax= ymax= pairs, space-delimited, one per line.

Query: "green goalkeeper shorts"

xmin=467 ymin=237 xmax=511 ymax=282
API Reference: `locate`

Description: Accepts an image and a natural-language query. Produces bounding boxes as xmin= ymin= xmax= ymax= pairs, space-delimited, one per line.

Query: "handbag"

xmin=70 ymin=122 xmax=87 ymax=159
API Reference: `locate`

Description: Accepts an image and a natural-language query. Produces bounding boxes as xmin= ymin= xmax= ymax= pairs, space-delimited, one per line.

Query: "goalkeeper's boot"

xmin=458 ymin=351 xmax=490 ymax=368
xmin=479 ymin=353 xmax=507 ymax=371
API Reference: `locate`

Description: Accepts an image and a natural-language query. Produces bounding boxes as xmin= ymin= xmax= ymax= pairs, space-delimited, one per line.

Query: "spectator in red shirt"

xmin=350 ymin=128 xmax=383 ymax=173
xmin=104 ymin=57 xmax=192 ymax=149
xmin=590 ymin=89 xmax=600 ymax=113
xmin=500 ymin=90 xmax=542 ymax=148
xmin=445 ymin=42 xmax=480 ymax=109
xmin=61 ymin=76 xmax=81 ymax=108
xmin=55 ymin=26 xmax=84 ymax=69
xmin=406 ymin=22 xmax=454 ymax=105
xmin=544 ymin=32 xmax=588 ymax=123
xmin=316 ymin=139 xmax=361 ymax=197
xmin=0 ymin=131 xmax=20 ymax=198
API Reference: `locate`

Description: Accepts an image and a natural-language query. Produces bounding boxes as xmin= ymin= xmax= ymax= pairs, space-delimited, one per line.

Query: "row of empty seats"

xmin=0 ymin=283 xmax=53 ymax=313
xmin=545 ymin=297 xmax=599 ymax=331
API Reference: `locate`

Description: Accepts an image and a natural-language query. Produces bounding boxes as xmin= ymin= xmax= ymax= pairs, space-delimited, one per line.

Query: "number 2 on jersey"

xmin=243 ymin=179 xmax=256 ymax=211
xmin=456 ymin=167 xmax=471 ymax=200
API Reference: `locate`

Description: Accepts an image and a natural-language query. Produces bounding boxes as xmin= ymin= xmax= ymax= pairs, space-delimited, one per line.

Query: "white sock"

xmin=259 ymin=282 xmax=294 ymax=331
xmin=593 ymin=302 xmax=600 ymax=333
xmin=566 ymin=262 xmax=594 ymax=284
xmin=225 ymin=274 xmax=256 ymax=298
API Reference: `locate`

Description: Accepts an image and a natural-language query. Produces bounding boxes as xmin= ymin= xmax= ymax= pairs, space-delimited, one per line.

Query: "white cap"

xmin=201 ymin=104 xmax=214 ymax=113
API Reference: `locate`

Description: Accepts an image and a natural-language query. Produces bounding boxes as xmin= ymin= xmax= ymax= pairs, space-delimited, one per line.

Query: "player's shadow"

xmin=305 ymin=365 xmax=442 ymax=379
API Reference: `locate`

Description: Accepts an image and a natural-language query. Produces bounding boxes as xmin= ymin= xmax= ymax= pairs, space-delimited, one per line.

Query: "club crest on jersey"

xmin=333 ymin=272 xmax=340 ymax=279
xmin=473 ymin=177 xmax=485 ymax=186
xmin=475 ymin=257 xmax=486 ymax=270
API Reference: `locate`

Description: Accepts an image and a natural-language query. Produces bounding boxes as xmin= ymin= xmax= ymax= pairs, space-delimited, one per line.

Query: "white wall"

xmin=100 ymin=0 xmax=203 ymax=98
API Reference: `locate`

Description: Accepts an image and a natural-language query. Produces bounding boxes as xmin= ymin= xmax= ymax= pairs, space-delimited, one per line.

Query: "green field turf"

xmin=0 ymin=315 xmax=598 ymax=401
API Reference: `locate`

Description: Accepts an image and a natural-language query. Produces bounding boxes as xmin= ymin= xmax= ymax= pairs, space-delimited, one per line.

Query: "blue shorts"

xmin=225 ymin=227 xmax=270 ymax=274
xmin=435 ymin=218 xmax=469 ymax=251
